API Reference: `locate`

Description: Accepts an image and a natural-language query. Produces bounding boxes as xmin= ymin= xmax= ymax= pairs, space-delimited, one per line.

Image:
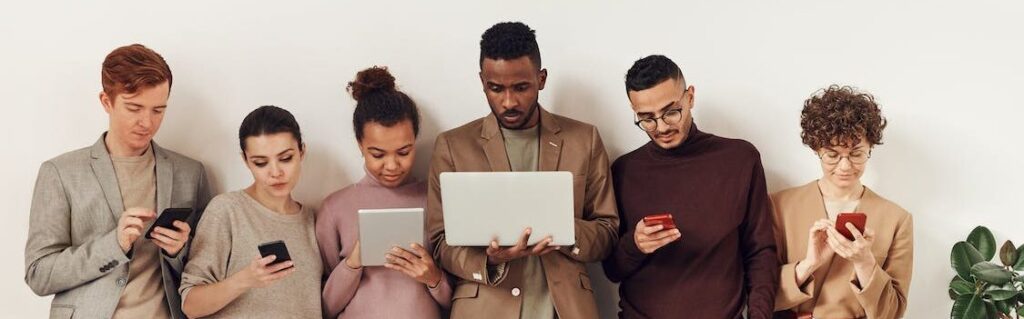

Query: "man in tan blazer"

xmin=426 ymin=22 xmax=618 ymax=319
xmin=24 ymin=44 xmax=211 ymax=319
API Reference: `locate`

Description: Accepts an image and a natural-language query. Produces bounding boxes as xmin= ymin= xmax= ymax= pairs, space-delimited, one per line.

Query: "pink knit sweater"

xmin=316 ymin=174 xmax=452 ymax=319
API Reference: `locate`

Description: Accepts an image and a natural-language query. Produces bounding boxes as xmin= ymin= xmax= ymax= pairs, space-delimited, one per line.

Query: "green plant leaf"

xmin=1015 ymin=245 xmax=1024 ymax=271
xmin=950 ymin=276 xmax=975 ymax=297
xmin=951 ymin=294 xmax=987 ymax=319
xmin=971 ymin=262 xmax=1013 ymax=285
xmin=967 ymin=226 xmax=996 ymax=261
xmin=994 ymin=300 xmax=1011 ymax=315
xmin=999 ymin=240 xmax=1017 ymax=267
xmin=953 ymin=241 xmax=986 ymax=280
xmin=984 ymin=282 xmax=1018 ymax=301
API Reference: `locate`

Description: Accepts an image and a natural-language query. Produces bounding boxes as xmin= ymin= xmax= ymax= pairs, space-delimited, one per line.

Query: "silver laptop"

xmin=357 ymin=208 xmax=424 ymax=266
xmin=440 ymin=171 xmax=575 ymax=246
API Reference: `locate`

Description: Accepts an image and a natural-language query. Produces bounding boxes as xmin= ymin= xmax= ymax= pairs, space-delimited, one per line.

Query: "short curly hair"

xmin=479 ymin=21 xmax=541 ymax=69
xmin=800 ymin=85 xmax=887 ymax=150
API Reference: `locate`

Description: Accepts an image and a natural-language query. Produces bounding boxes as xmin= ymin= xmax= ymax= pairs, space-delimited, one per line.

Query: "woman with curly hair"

xmin=771 ymin=85 xmax=913 ymax=319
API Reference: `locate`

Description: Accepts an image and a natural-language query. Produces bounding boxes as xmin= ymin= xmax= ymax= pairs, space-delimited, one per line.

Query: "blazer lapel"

xmin=537 ymin=108 xmax=563 ymax=172
xmin=89 ymin=135 xmax=125 ymax=222
xmin=153 ymin=142 xmax=173 ymax=214
xmin=480 ymin=115 xmax=512 ymax=172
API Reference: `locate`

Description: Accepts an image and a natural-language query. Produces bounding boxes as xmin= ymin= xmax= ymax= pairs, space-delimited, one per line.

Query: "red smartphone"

xmin=835 ymin=212 xmax=867 ymax=240
xmin=643 ymin=213 xmax=676 ymax=230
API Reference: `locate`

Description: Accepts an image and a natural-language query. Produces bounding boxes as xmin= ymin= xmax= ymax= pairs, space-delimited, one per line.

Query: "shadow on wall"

xmin=546 ymin=74 xmax=637 ymax=158
xmin=292 ymin=140 xmax=350 ymax=208
xmin=411 ymin=93 xmax=442 ymax=181
xmin=157 ymin=88 xmax=231 ymax=196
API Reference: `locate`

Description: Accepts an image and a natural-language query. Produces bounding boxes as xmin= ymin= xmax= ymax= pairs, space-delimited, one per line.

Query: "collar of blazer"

xmin=480 ymin=107 xmax=564 ymax=172
xmin=89 ymin=132 xmax=175 ymax=222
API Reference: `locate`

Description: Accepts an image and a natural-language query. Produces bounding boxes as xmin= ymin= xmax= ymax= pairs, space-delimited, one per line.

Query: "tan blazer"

xmin=426 ymin=108 xmax=619 ymax=319
xmin=24 ymin=135 xmax=211 ymax=319
xmin=771 ymin=181 xmax=913 ymax=319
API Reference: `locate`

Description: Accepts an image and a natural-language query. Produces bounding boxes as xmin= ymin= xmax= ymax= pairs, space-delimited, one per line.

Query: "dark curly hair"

xmin=625 ymin=54 xmax=684 ymax=93
xmin=800 ymin=85 xmax=887 ymax=150
xmin=347 ymin=66 xmax=420 ymax=142
xmin=479 ymin=21 xmax=541 ymax=69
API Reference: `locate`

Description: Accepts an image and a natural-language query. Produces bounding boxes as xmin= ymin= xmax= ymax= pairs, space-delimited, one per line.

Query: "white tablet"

xmin=440 ymin=171 xmax=575 ymax=246
xmin=357 ymin=208 xmax=424 ymax=266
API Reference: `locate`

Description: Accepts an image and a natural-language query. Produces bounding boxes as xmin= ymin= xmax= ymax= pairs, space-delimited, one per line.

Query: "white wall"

xmin=3 ymin=1 xmax=1022 ymax=317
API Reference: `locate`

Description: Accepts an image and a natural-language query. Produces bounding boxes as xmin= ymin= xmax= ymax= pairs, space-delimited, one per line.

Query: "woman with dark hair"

xmin=317 ymin=66 xmax=452 ymax=319
xmin=179 ymin=105 xmax=322 ymax=318
xmin=772 ymin=86 xmax=913 ymax=319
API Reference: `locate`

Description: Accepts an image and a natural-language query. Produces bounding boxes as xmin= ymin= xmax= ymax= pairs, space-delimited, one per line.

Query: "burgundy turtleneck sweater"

xmin=602 ymin=124 xmax=778 ymax=319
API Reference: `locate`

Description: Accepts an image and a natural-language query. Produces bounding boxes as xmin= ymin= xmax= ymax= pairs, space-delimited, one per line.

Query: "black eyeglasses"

xmin=634 ymin=109 xmax=684 ymax=132
xmin=634 ymin=93 xmax=688 ymax=132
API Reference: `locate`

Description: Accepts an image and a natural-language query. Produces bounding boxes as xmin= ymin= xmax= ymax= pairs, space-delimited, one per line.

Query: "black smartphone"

xmin=258 ymin=240 xmax=293 ymax=269
xmin=145 ymin=208 xmax=193 ymax=239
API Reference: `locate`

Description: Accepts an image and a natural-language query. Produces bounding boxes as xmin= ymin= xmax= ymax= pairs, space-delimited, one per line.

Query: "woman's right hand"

xmin=796 ymin=219 xmax=834 ymax=284
xmin=230 ymin=255 xmax=295 ymax=289
xmin=344 ymin=241 xmax=362 ymax=269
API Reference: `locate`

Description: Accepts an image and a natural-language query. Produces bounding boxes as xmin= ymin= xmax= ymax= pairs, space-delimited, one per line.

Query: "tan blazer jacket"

xmin=772 ymin=181 xmax=913 ymax=319
xmin=426 ymin=109 xmax=619 ymax=319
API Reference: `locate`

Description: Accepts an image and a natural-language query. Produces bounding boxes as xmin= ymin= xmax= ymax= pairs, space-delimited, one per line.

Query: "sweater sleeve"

xmin=317 ymin=195 xmax=363 ymax=318
xmin=741 ymin=153 xmax=780 ymax=319
xmin=179 ymin=197 xmax=232 ymax=303
xmin=427 ymin=271 xmax=454 ymax=310
xmin=601 ymin=213 xmax=650 ymax=282
xmin=601 ymin=157 xmax=650 ymax=283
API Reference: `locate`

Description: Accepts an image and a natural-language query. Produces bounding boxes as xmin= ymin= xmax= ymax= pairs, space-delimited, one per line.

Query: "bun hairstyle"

xmin=347 ymin=66 xmax=421 ymax=142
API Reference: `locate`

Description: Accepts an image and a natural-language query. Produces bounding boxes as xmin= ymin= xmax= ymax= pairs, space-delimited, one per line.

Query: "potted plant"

xmin=949 ymin=226 xmax=1024 ymax=318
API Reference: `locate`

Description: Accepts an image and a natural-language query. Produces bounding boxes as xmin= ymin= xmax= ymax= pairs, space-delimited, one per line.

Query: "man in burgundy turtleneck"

xmin=602 ymin=55 xmax=778 ymax=319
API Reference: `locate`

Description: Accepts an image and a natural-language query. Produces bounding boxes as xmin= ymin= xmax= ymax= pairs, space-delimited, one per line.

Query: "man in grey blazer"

xmin=24 ymin=44 xmax=211 ymax=319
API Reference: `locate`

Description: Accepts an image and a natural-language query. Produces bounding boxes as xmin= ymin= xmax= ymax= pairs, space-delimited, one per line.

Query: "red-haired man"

xmin=25 ymin=44 xmax=211 ymax=319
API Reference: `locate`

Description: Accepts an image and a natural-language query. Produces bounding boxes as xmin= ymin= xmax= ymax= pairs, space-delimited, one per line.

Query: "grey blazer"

xmin=24 ymin=134 xmax=211 ymax=319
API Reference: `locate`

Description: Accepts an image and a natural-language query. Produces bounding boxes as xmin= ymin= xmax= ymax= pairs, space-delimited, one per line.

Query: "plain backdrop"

xmin=2 ymin=1 xmax=1022 ymax=318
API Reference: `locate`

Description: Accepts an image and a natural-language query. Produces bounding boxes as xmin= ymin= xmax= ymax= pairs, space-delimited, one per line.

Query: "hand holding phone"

xmin=234 ymin=252 xmax=295 ymax=290
xmin=642 ymin=213 xmax=676 ymax=230
xmin=634 ymin=213 xmax=681 ymax=254
xmin=258 ymin=240 xmax=294 ymax=270
xmin=835 ymin=212 xmax=867 ymax=241
xmin=145 ymin=208 xmax=192 ymax=239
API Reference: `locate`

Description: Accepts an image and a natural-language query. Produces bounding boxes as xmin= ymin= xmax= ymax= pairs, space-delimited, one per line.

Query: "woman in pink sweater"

xmin=316 ymin=66 xmax=452 ymax=318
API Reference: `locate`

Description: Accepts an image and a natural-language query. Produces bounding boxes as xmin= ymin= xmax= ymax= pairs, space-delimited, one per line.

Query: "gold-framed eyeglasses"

xmin=818 ymin=150 xmax=871 ymax=165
